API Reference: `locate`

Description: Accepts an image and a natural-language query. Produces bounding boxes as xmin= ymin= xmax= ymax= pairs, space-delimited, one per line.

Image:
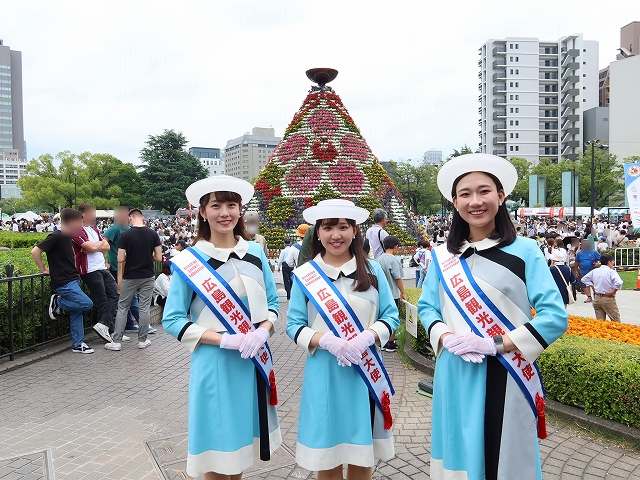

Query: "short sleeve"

xmin=37 ymin=234 xmax=57 ymax=252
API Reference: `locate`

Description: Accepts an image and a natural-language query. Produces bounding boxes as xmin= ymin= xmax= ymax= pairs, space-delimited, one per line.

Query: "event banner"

xmin=625 ymin=162 xmax=640 ymax=230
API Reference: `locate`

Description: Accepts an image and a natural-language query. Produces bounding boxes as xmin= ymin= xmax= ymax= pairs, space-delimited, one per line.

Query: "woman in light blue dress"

xmin=163 ymin=176 xmax=281 ymax=480
xmin=287 ymin=199 xmax=399 ymax=480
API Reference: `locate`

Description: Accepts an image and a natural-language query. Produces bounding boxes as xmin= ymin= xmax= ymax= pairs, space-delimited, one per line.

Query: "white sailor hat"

xmin=436 ymin=153 xmax=518 ymax=202
xmin=303 ymin=199 xmax=370 ymax=225
xmin=185 ymin=175 xmax=255 ymax=206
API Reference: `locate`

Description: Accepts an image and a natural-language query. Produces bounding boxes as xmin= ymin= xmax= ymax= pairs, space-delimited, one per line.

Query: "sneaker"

xmin=125 ymin=325 xmax=140 ymax=333
xmin=382 ymin=341 xmax=399 ymax=352
xmin=48 ymin=294 xmax=61 ymax=320
xmin=104 ymin=342 xmax=121 ymax=351
xmin=93 ymin=323 xmax=113 ymax=343
xmin=148 ymin=326 xmax=157 ymax=334
xmin=584 ymin=297 xmax=593 ymax=303
xmin=138 ymin=339 xmax=151 ymax=349
xmin=72 ymin=342 xmax=94 ymax=354
xmin=122 ymin=335 xmax=130 ymax=342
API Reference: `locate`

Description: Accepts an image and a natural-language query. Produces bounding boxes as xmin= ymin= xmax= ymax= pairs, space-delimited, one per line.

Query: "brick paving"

xmin=0 ymin=294 xmax=639 ymax=479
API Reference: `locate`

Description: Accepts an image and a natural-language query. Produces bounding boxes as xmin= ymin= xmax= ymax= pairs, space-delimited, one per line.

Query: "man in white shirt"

xmin=580 ymin=254 xmax=623 ymax=322
xmin=365 ymin=208 xmax=389 ymax=259
xmin=286 ymin=224 xmax=310 ymax=271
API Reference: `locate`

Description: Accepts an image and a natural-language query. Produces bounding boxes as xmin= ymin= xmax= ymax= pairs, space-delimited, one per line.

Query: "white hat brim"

xmin=185 ymin=175 xmax=254 ymax=206
xmin=303 ymin=199 xmax=370 ymax=225
xmin=437 ymin=153 xmax=518 ymax=202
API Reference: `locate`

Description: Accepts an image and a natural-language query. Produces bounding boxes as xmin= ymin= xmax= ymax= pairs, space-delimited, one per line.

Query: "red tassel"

xmin=536 ymin=393 xmax=547 ymax=439
xmin=269 ymin=370 xmax=278 ymax=406
xmin=381 ymin=391 xmax=393 ymax=430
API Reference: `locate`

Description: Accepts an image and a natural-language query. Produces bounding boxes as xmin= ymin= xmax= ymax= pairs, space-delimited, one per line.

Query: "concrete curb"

xmin=0 ymin=306 xmax=164 ymax=375
xmin=404 ymin=337 xmax=640 ymax=448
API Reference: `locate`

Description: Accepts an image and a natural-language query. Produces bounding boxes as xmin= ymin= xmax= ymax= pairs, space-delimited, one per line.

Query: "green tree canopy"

xmin=17 ymin=151 xmax=143 ymax=211
xmin=506 ymin=156 xmax=531 ymax=205
xmin=386 ymin=157 xmax=440 ymax=214
xmin=138 ymin=129 xmax=208 ymax=213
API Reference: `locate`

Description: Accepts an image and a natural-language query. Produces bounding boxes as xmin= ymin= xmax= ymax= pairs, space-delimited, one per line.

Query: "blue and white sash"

xmin=292 ymin=260 xmax=394 ymax=429
xmin=431 ymin=245 xmax=546 ymax=427
xmin=171 ymin=247 xmax=277 ymax=403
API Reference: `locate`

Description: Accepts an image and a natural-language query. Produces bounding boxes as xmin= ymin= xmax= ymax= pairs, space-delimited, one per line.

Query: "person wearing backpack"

xmin=549 ymin=250 xmax=576 ymax=307
xmin=365 ymin=208 xmax=389 ymax=259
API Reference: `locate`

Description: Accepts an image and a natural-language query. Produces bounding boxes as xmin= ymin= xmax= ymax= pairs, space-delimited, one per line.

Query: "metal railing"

xmin=614 ymin=248 xmax=640 ymax=270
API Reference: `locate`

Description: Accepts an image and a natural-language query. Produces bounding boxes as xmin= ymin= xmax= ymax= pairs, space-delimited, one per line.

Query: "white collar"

xmin=460 ymin=237 xmax=500 ymax=254
xmin=194 ymin=236 xmax=249 ymax=262
xmin=312 ymin=253 xmax=358 ymax=278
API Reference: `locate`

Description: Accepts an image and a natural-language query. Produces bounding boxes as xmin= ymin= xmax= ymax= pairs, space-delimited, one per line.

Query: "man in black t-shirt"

xmin=31 ymin=208 xmax=95 ymax=354
xmin=105 ymin=209 xmax=162 ymax=351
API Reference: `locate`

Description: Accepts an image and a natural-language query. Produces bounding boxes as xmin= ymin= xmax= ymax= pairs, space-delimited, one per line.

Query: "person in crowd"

xmin=580 ymin=253 xmax=623 ymax=322
xmin=105 ymin=209 xmax=162 ymax=351
xmin=31 ymin=208 xmax=95 ymax=354
xmin=549 ymin=249 xmax=577 ymax=307
xmin=296 ymin=224 xmax=315 ymax=267
xmin=170 ymin=239 xmax=187 ymax=258
xmin=243 ymin=210 xmax=268 ymax=255
xmin=434 ymin=228 xmax=446 ymax=245
xmin=286 ymin=223 xmax=310 ymax=272
xmin=72 ymin=203 xmax=118 ymax=343
xmin=162 ymin=176 xmax=281 ymax=479
xmin=277 ymin=238 xmax=293 ymax=300
xmin=376 ymin=235 xmax=408 ymax=353
xmin=153 ymin=261 xmax=172 ymax=307
xmin=415 ymin=239 xmax=432 ymax=288
xmin=613 ymin=230 xmax=629 ymax=247
xmin=417 ymin=154 xmax=568 ymax=480
xmin=574 ymin=238 xmax=601 ymax=303
xmin=287 ymin=199 xmax=398 ymax=480
xmin=597 ymin=236 xmax=609 ymax=253
xmin=410 ymin=240 xmax=425 ymax=287
xmin=365 ymin=208 xmax=389 ymax=259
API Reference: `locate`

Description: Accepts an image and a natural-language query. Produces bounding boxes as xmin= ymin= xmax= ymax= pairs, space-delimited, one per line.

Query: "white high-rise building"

xmin=478 ymin=35 xmax=598 ymax=165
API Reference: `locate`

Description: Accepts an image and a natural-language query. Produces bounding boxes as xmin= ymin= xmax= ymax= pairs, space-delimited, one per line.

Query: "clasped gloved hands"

xmin=442 ymin=332 xmax=497 ymax=364
xmin=319 ymin=332 xmax=361 ymax=367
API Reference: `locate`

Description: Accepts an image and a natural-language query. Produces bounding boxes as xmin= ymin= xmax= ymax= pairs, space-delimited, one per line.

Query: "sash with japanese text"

xmin=431 ymin=244 xmax=547 ymax=438
xmin=292 ymin=260 xmax=394 ymax=429
xmin=171 ymin=247 xmax=277 ymax=405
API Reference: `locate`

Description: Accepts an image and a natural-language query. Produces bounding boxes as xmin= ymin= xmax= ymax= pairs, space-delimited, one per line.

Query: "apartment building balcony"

xmin=562 ymin=64 xmax=580 ymax=79
xmin=561 ymin=89 xmax=579 ymax=103
xmin=493 ymin=97 xmax=506 ymax=106
xmin=561 ymin=102 xmax=579 ymax=116
xmin=493 ymin=136 xmax=507 ymax=145
xmin=493 ymin=123 xmax=507 ymax=132
xmin=561 ymin=77 xmax=579 ymax=91
xmin=540 ymin=110 xmax=558 ymax=118
xmin=540 ymin=148 xmax=559 ymax=156
xmin=493 ymin=59 xmax=506 ymax=69
xmin=540 ymin=98 xmax=559 ymax=105
xmin=562 ymin=140 xmax=580 ymax=149
xmin=540 ymin=135 xmax=559 ymax=143
xmin=561 ymin=48 xmax=580 ymax=65
xmin=540 ymin=46 xmax=558 ymax=55
xmin=540 ymin=60 xmax=559 ymax=67
xmin=565 ymin=153 xmax=578 ymax=160
xmin=493 ymin=72 xmax=506 ymax=81
xmin=493 ymin=84 xmax=506 ymax=94
xmin=561 ymin=115 xmax=579 ymax=130
xmin=540 ymin=85 xmax=558 ymax=93
xmin=539 ymin=123 xmax=558 ymax=130
xmin=493 ymin=110 xmax=507 ymax=119
xmin=493 ymin=45 xmax=506 ymax=56
xmin=561 ymin=128 xmax=579 ymax=141
xmin=539 ymin=72 xmax=559 ymax=81
xmin=493 ymin=148 xmax=507 ymax=156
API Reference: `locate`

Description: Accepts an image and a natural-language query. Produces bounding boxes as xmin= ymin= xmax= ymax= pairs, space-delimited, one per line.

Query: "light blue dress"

xmin=417 ymin=237 xmax=568 ymax=480
xmin=162 ymin=238 xmax=281 ymax=477
xmin=286 ymin=254 xmax=400 ymax=471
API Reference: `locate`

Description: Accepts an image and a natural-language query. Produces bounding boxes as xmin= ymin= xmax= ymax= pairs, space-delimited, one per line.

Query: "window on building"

xmin=515 ymin=69 xmax=519 ymax=74
xmin=510 ymin=120 xmax=514 ymax=126
xmin=509 ymin=82 xmax=513 ymax=87
xmin=515 ymin=146 xmax=519 ymax=151
xmin=510 ymin=95 xmax=513 ymax=100
xmin=510 ymin=56 xmax=513 ymax=62
xmin=510 ymin=69 xmax=513 ymax=74
xmin=515 ymin=82 xmax=519 ymax=87
xmin=515 ymin=44 xmax=519 ymax=49
xmin=515 ymin=94 xmax=519 ymax=100
xmin=515 ymin=120 xmax=519 ymax=126
xmin=515 ymin=57 xmax=519 ymax=62
xmin=510 ymin=43 xmax=513 ymax=49
xmin=515 ymin=133 xmax=519 ymax=138
xmin=510 ymin=133 xmax=514 ymax=138
xmin=510 ymin=146 xmax=514 ymax=151
xmin=515 ymin=108 xmax=519 ymax=113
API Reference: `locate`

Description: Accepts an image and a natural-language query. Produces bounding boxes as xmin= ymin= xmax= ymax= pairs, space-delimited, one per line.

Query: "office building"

xmin=0 ymin=39 xmax=24 ymax=162
xmin=0 ymin=148 xmax=26 ymax=188
xmin=224 ymin=127 xmax=280 ymax=181
xmin=188 ymin=147 xmax=224 ymax=176
xmin=609 ymin=54 xmax=640 ymax=162
xmin=424 ymin=149 xmax=443 ymax=165
xmin=583 ymin=106 xmax=609 ymax=146
xmin=478 ymin=34 xmax=598 ymax=165
xmin=599 ymin=21 xmax=639 ymax=107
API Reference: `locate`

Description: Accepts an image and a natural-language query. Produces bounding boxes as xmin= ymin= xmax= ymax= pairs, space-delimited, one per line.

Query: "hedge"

xmin=406 ymin=287 xmax=640 ymax=429
xmin=0 ymin=232 xmax=49 ymax=249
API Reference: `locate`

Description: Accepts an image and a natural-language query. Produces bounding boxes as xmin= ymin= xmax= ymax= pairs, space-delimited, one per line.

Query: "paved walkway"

xmin=1 ymin=294 xmax=640 ymax=479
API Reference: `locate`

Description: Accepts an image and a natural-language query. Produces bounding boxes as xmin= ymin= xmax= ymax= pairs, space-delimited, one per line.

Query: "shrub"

xmin=0 ymin=232 xmax=49 ymax=249
xmin=538 ymin=335 xmax=640 ymax=429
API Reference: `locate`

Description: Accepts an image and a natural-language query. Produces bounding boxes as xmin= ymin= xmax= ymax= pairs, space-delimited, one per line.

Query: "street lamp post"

xmin=73 ymin=169 xmax=78 ymax=208
xmin=584 ymin=139 xmax=609 ymax=221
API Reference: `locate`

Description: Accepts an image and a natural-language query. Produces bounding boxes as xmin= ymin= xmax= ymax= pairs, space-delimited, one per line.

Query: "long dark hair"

xmin=311 ymin=218 xmax=377 ymax=292
xmin=192 ymin=191 xmax=249 ymax=245
xmin=447 ymin=172 xmax=516 ymax=254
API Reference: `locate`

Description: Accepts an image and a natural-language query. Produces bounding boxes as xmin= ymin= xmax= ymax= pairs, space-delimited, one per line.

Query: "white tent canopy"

xmin=14 ymin=211 xmax=42 ymax=221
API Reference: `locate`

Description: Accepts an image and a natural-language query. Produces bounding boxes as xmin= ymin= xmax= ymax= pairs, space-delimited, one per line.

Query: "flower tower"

xmin=249 ymin=68 xmax=421 ymax=248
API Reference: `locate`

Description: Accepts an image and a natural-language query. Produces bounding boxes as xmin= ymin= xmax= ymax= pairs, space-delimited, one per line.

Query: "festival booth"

xmin=517 ymin=206 xmax=597 ymax=218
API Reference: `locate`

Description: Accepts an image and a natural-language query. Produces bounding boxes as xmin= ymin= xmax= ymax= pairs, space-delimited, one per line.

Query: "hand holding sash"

xmin=240 ymin=327 xmax=270 ymax=359
xmin=220 ymin=332 xmax=247 ymax=351
xmin=319 ymin=332 xmax=361 ymax=367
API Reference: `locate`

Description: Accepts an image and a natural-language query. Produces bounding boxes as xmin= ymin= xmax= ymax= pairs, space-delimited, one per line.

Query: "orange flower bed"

xmin=567 ymin=315 xmax=640 ymax=346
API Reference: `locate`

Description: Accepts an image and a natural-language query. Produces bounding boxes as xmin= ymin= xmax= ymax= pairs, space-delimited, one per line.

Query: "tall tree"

xmin=575 ymin=149 xmax=624 ymax=207
xmin=448 ymin=145 xmax=476 ymax=158
xmin=386 ymin=157 xmax=441 ymax=214
xmin=506 ymin=157 xmax=531 ymax=205
xmin=139 ymin=130 xmax=208 ymax=213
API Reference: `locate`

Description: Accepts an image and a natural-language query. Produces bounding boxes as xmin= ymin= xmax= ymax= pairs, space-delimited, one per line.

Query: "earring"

xmin=499 ymin=202 xmax=503 ymax=206
xmin=353 ymin=236 xmax=356 ymax=239
xmin=203 ymin=218 xmax=207 ymax=223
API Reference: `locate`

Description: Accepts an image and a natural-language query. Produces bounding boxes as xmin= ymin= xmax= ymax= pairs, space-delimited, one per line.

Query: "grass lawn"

xmin=619 ymin=270 xmax=639 ymax=290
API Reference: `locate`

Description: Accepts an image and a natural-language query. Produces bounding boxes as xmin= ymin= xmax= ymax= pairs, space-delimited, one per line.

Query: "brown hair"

xmin=192 ymin=191 xmax=249 ymax=245
xmin=77 ymin=203 xmax=94 ymax=213
xmin=60 ymin=208 xmax=83 ymax=224
xmin=311 ymin=218 xmax=377 ymax=292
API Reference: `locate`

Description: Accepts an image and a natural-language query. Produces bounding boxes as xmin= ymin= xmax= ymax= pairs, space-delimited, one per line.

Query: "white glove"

xmin=447 ymin=332 xmax=497 ymax=356
xmin=460 ymin=352 xmax=485 ymax=363
xmin=442 ymin=333 xmax=467 ymax=351
xmin=240 ymin=327 xmax=270 ymax=359
xmin=220 ymin=332 xmax=246 ymax=351
xmin=319 ymin=332 xmax=361 ymax=367
xmin=348 ymin=330 xmax=376 ymax=356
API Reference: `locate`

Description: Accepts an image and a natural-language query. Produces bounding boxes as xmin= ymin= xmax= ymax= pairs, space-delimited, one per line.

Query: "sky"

xmin=0 ymin=0 xmax=637 ymax=166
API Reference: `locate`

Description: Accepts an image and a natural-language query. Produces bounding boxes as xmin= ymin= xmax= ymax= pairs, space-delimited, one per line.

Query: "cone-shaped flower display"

xmin=248 ymin=70 xmax=421 ymax=248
